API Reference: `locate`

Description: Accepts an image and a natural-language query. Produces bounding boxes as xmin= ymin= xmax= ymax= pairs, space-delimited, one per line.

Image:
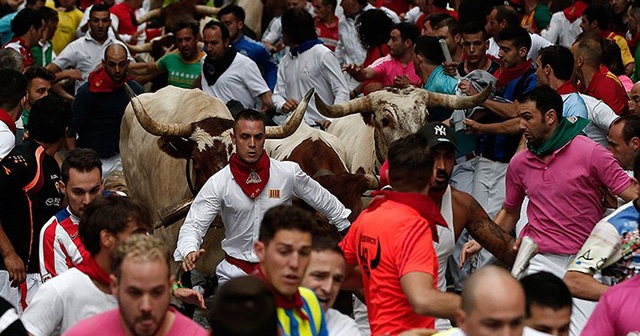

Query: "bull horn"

xmin=315 ymin=93 xmax=372 ymax=118
xmin=136 ymin=8 xmax=161 ymax=25
xmin=196 ymin=5 xmax=220 ymax=16
xmin=425 ymin=84 xmax=492 ymax=110
xmin=125 ymin=41 xmax=153 ymax=54
xmin=124 ymin=84 xmax=192 ymax=137
xmin=266 ymin=88 xmax=314 ymax=139
xmin=364 ymin=174 xmax=379 ymax=190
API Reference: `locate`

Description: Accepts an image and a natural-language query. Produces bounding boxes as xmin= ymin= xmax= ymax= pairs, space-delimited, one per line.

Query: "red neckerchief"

xmin=75 ymin=255 xmax=111 ymax=287
xmin=229 ymin=153 xmax=270 ymax=199
xmin=0 ymin=108 xmax=16 ymax=134
xmin=5 ymin=38 xmax=34 ymax=67
xmin=369 ymin=190 xmax=447 ymax=243
xmin=563 ymin=1 xmax=588 ymax=23
xmin=493 ymin=59 xmax=533 ymax=89
xmin=255 ymin=267 xmax=309 ymax=321
xmin=88 ymin=67 xmax=131 ymax=93
xmin=556 ymin=81 xmax=578 ymax=95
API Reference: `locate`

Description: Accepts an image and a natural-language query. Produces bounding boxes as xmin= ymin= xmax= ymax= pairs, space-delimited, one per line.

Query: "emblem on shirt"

xmin=268 ymin=189 xmax=281 ymax=199
xmin=358 ymin=235 xmax=381 ymax=278
xmin=246 ymin=169 xmax=261 ymax=184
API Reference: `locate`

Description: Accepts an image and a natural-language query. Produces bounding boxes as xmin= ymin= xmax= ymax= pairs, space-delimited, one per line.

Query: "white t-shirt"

xmin=0 ymin=121 xmax=14 ymax=159
xmin=200 ymin=52 xmax=270 ymax=110
xmin=541 ymin=11 xmax=582 ymax=48
xmin=326 ymin=308 xmax=363 ymax=336
xmin=488 ymin=33 xmax=553 ymax=62
xmin=579 ymin=93 xmax=618 ymax=148
xmin=22 ymin=268 xmax=117 ymax=336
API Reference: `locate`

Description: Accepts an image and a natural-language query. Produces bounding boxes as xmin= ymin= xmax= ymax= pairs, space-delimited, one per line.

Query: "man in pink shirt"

xmin=64 ymin=234 xmax=207 ymax=336
xmin=581 ymin=275 xmax=640 ymax=335
xmin=343 ymin=22 xmax=422 ymax=91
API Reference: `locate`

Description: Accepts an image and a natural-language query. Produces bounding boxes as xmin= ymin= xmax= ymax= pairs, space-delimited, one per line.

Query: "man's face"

xmin=628 ymin=84 xmax=640 ymax=115
xmin=462 ymin=32 xmax=488 ymax=66
xmin=43 ymin=18 xmax=58 ymax=41
xmin=288 ymin=0 xmax=307 ymax=9
xmin=175 ymin=27 xmax=198 ymax=61
xmin=313 ymin=0 xmax=332 ymax=20
xmin=526 ymin=304 xmax=571 ymax=336
xmin=112 ymin=257 xmax=172 ymax=336
xmin=485 ymin=9 xmax=501 ymax=38
xmin=519 ymin=101 xmax=554 ymax=148
xmin=61 ymin=167 xmax=102 ymax=217
xmin=535 ymin=56 xmax=549 ymax=86
xmin=608 ymin=121 xmax=639 ymax=170
xmin=219 ymin=13 xmax=242 ymax=41
xmin=435 ymin=25 xmax=460 ymax=55
xmin=627 ymin=7 xmax=640 ymax=35
xmin=341 ymin=0 xmax=360 ymax=17
xmin=431 ymin=144 xmax=456 ymax=193
xmin=387 ymin=29 xmax=406 ymax=58
xmin=231 ymin=119 xmax=266 ymax=164
xmin=27 ymin=77 xmax=51 ymax=107
xmin=255 ymin=229 xmax=313 ymax=297
xmin=611 ymin=0 xmax=630 ymax=15
xmin=301 ymin=250 xmax=345 ymax=312
xmin=103 ymin=46 xmax=129 ymax=83
xmin=579 ymin=15 xmax=596 ymax=33
xmin=203 ymin=27 xmax=229 ymax=61
xmin=89 ymin=10 xmax=111 ymax=41
xmin=498 ymin=39 xmax=526 ymax=69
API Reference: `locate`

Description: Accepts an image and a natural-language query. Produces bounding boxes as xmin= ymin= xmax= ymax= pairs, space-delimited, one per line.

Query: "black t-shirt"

xmin=0 ymin=297 xmax=27 ymax=335
xmin=0 ymin=140 xmax=63 ymax=273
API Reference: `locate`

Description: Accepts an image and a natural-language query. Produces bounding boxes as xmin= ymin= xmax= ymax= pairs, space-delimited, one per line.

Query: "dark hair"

xmin=433 ymin=17 xmax=462 ymax=38
xmin=26 ymin=0 xmax=44 ymax=6
xmin=79 ymin=195 xmax=152 ymax=256
xmin=61 ymin=148 xmax=102 ymax=183
xmin=27 ymin=95 xmax=70 ymax=143
xmin=24 ymin=65 xmax=55 ymax=83
xmin=203 ymin=20 xmax=230 ymax=41
xmin=423 ymin=12 xmax=451 ymax=30
xmin=496 ymin=25 xmax=531 ymax=52
xmin=11 ymin=8 xmax=42 ymax=37
xmin=217 ymin=4 xmax=245 ymax=22
xmin=520 ymin=85 xmax=564 ymax=118
xmin=611 ymin=115 xmax=640 ymax=143
xmin=312 ymin=234 xmax=344 ymax=259
xmin=0 ymin=68 xmax=26 ymax=111
xmin=521 ymin=272 xmax=572 ymax=317
xmin=462 ymin=21 xmax=488 ymax=40
xmin=494 ymin=5 xmax=520 ymax=26
xmin=258 ymin=205 xmax=316 ymax=244
xmin=414 ymin=35 xmax=445 ymax=65
xmin=0 ymin=49 xmax=24 ymax=72
xmin=319 ymin=0 xmax=336 ymax=10
xmin=89 ymin=3 xmax=110 ymax=17
xmin=634 ymin=150 xmax=640 ymax=179
xmin=388 ymin=133 xmax=434 ymax=192
xmin=394 ymin=22 xmax=420 ymax=45
xmin=39 ymin=6 xmax=58 ymax=23
xmin=538 ymin=45 xmax=574 ymax=81
xmin=433 ymin=0 xmax=448 ymax=8
xmin=171 ymin=20 xmax=199 ymax=37
xmin=602 ymin=39 xmax=624 ymax=76
xmin=281 ymin=7 xmax=317 ymax=45
xmin=356 ymin=9 xmax=394 ymax=50
xmin=356 ymin=0 xmax=367 ymax=6
xmin=234 ymin=109 xmax=265 ymax=132
xmin=583 ymin=4 xmax=610 ymax=31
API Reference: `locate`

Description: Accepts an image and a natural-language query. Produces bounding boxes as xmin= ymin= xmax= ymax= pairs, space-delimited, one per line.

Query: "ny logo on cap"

xmin=434 ymin=125 xmax=447 ymax=136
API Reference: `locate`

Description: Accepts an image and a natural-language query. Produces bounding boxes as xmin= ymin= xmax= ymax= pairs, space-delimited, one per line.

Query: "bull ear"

xmin=361 ymin=111 xmax=375 ymax=126
xmin=158 ymin=136 xmax=194 ymax=159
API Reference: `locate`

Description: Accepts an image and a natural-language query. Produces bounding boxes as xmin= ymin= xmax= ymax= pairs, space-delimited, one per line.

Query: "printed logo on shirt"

xmin=358 ymin=234 xmax=381 ymax=278
xmin=268 ymin=189 xmax=280 ymax=199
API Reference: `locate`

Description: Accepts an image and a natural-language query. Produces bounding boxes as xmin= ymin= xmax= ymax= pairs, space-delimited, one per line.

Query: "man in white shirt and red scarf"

xmin=175 ymin=109 xmax=351 ymax=285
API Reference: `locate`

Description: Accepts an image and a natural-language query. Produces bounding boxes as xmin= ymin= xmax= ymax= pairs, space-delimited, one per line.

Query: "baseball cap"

xmin=417 ymin=122 xmax=458 ymax=150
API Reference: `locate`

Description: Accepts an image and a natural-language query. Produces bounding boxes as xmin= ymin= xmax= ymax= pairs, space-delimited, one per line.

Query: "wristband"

xmin=172 ymin=281 xmax=185 ymax=292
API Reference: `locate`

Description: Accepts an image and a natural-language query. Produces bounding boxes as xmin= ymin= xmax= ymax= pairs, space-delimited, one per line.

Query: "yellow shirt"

xmin=46 ymin=1 xmax=83 ymax=55
xmin=607 ymin=32 xmax=635 ymax=67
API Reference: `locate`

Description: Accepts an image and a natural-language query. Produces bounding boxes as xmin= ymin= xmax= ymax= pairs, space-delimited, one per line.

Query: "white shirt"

xmin=434 ymin=186 xmax=455 ymax=330
xmin=0 ymin=121 xmax=14 ymax=159
xmin=201 ymin=52 xmax=270 ymax=109
xmin=22 ymin=268 xmax=117 ymax=336
xmin=262 ymin=16 xmax=281 ymax=45
xmin=579 ymin=93 xmax=618 ymax=148
xmin=52 ymin=32 xmax=122 ymax=93
xmin=174 ymin=158 xmax=351 ymax=263
xmin=335 ymin=7 xmax=368 ymax=66
xmin=541 ymin=11 xmax=582 ymax=48
xmin=488 ymin=33 xmax=553 ymax=62
xmin=76 ymin=5 xmax=119 ymax=39
xmin=326 ymin=308 xmax=363 ymax=336
xmin=272 ymin=44 xmax=349 ymax=127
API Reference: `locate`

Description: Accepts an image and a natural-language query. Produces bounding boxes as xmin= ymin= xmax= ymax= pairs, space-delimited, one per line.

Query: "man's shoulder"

xmin=168 ymin=309 xmax=208 ymax=335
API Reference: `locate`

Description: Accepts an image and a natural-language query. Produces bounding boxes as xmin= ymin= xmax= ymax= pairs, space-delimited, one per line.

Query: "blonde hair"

xmin=111 ymin=234 xmax=170 ymax=279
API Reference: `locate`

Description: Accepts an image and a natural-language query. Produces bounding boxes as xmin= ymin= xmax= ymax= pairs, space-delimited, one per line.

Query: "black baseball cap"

xmin=417 ymin=122 xmax=458 ymax=150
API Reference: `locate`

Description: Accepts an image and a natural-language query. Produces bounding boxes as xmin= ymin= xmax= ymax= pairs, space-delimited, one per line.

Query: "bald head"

xmin=629 ymin=82 xmax=640 ymax=115
xmin=458 ymin=266 xmax=526 ymax=336
xmin=102 ymin=43 xmax=129 ymax=84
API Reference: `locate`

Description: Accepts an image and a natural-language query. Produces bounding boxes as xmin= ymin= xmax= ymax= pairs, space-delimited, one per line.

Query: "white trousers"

xmin=0 ymin=271 xmax=41 ymax=314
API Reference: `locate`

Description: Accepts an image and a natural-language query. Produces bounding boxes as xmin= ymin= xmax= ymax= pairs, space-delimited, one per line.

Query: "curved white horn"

xmin=136 ymin=8 xmax=161 ymax=25
xmin=125 ymin=84 xmax=192 ymax=137
xmin=196 ymin=5 xmax=220 ymax=16
xmin=314 ymin=93 xmax=372 ymax=118
xmin=266 ymin=88 xmax=314 ymax=139
xmin=425 ymin=84 xmax=492 ymax=110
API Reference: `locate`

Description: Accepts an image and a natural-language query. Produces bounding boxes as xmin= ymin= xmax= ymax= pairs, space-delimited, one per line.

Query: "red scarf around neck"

xmin=0 ymin=108 xmax=16 ymax=134
xmin=88 ymin=67 xmax=131 ymax=93
xmin=493 ymin=59 xmax=533 ymax=89
xmin=256 ymin=267 xmax=309 ymax=321
xmin=556 ymin=81 xmax=578 ymax=95
xmin=75 ymin=255 xmax=111 ymax=287
xmin=563 ymin=1 xmax=588 ymax=23
xmin=229 ymin=153 xmax=270 ymax=199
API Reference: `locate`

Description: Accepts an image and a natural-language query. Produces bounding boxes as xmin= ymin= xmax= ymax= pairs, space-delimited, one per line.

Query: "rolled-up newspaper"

xmin=511 ymin=236 xmax=538 ymax=280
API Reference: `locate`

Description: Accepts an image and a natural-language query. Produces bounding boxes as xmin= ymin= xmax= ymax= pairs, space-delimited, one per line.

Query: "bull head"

xmin=124 ymin=85 xmax=313 ymax=189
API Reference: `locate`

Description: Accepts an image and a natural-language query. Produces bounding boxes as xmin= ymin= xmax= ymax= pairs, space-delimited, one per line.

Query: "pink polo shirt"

xmin=582 ymin=275 xmax=640 ymax=335
xmin=504 ymin=135 xmax=631 ymax=255
xmin=369 ymin=55 xmax=422 ymax=88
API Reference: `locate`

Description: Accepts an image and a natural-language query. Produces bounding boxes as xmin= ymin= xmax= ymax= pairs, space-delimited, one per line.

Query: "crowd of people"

xmin=1 ymin=0 xmax=640 ymax=335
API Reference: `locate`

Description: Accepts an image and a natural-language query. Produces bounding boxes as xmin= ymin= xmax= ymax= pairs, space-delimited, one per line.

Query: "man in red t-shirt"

xmin=572 ymin=32 xmax=629 ymax=116
xmin=339 ymin=133 xmax=460 ymax=335
xmin=313 ymin=0 xmax=339 ymax=52
xmin=109 ymin=0 xmax=143 ymax=44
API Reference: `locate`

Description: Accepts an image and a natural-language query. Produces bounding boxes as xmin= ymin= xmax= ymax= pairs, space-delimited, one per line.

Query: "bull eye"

xmin=382 ymin=118 xmax=390 ymax=127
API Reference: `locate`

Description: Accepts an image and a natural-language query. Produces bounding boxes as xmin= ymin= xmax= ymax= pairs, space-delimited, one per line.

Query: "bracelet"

xmin=172 ymin=281 xmax=185 ymax=292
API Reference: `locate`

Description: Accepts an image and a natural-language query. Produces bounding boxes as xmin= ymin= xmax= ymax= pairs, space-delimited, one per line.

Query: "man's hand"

xmin=3 ymin=252 xmax=25 ymax=287
xmin=459 ymin=240 xmax=481 ymax=269
xmin=462 ymin=119 xmax=484 ymax=134
xmin=173 ymin=287 xmax=206 ymax=309
xmin=442 ymin=61 xmax=459 ymax=77
xmin=59 ymin=69 xmax=83 ymax=81
xmin=181 ymin=249 xmax=205 ymax=272
xmin=282 ymin=98 xmax=299 ymax=113
xmin=319 ymin=120 xmax=331 ymax=130
xmin=458 ymin=79 xmax=479 ymax=95
xmin=393 ymin=74 xmax=411 ymax=88
xmin=342 ymin=63 xmax=366 ymax=81
xmin=364 ymin=82 xmax=383 ymax=94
